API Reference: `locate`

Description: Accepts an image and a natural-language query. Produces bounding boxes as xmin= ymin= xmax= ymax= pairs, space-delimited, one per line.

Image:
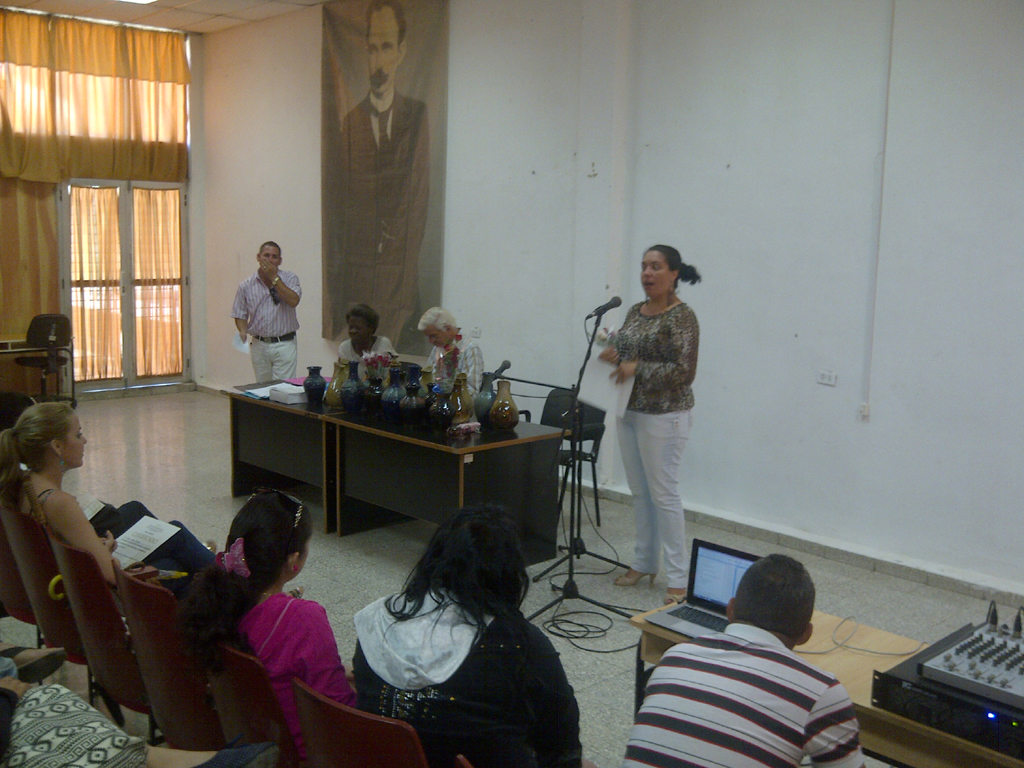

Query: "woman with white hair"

xmin=417 ymin=307 xmax=485 ymax=394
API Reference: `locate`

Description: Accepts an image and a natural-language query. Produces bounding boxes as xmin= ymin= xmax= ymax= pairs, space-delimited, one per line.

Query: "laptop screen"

xmin=689 ymin=541 xmax=758 ymax=611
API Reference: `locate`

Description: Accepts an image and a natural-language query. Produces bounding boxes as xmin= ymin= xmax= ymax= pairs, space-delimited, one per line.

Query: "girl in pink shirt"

xmin=178 ymin=490 xmax=355 ymax=758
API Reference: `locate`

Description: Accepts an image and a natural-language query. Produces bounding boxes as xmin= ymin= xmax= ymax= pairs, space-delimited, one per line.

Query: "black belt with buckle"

xmin=252 ymin=332 xmax=296 ymax=343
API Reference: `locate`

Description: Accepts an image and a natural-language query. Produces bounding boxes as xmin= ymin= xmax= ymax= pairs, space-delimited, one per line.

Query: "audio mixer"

xmin=920 ymin=623 xmax=1024 ymax=710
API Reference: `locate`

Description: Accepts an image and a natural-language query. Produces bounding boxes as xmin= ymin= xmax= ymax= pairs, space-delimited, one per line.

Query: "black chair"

xmin=526 ymin=387 xmax=607 ymax=526
xmin=14 ymin=314 xmax=75 ymax=404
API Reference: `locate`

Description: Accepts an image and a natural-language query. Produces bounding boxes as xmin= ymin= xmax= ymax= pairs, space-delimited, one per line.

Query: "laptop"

xmin=645 ymin=539 xmax=761 ymax=638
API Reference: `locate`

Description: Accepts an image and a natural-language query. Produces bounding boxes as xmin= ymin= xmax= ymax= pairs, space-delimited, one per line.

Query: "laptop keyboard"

xmin=667 ymin=604 xmax=728 ymax=632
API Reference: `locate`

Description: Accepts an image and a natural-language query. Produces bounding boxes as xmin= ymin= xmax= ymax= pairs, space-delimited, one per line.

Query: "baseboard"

xmin=592 ymin=486 xmax=1023 ymax=608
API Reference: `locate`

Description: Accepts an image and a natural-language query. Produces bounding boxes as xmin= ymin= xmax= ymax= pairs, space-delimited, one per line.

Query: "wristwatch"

xmin=271 ymin=276 xmax=280 ymax=287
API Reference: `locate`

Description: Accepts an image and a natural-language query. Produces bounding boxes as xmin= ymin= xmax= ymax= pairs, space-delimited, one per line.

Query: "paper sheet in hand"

xmin=579 ymin=358 xmax=634 ymax=418
xmin=113 ymin=518 xmax=178 ymax=567
xmin=232 ymin=332 xmax=250 ymax=355
xmin=78 ymin=495 xmax=105 ymax=521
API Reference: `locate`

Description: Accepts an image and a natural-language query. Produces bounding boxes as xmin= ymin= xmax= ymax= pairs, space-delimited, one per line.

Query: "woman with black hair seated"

xmin=178 ymin=490 xmax=356 ymax=760
xmin=353 ymin=506 xmax=594 ymax=768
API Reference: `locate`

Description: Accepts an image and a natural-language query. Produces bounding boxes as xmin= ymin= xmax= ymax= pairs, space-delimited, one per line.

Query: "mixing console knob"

xmin=987 ymin=674 xmax=997 ymax=683
xmin=972 ymin=671 xmax=983 ymax=679
xmin=944 ymin=654 xmax=952 ymax=661
xmin=1001 ymin=679 xmax=1011 ymax=688
xmin=969 ymin=661 xmax=977 ymax=669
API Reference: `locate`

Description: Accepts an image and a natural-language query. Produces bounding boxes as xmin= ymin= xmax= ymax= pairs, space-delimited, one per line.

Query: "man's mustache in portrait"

xmin=370 ymin=69 xmax=388 ymax=91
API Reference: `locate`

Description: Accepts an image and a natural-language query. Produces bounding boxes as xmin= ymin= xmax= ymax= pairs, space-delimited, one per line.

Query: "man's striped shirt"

xmin=231 ymin=270 xmax=301 ymax=338
xmin=623 ymin=623 xmax=863 ymax=768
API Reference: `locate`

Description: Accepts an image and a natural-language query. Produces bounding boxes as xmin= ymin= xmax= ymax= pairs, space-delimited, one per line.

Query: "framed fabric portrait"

xmin=322 ymin=0 xmax=448 ymax=355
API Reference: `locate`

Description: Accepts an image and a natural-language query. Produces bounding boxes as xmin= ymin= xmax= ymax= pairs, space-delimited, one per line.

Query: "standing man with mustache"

xmin=326 ymin=0 xmax=429 ymax=350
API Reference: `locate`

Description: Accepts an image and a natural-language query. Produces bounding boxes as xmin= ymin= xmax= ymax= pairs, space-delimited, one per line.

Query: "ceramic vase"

xmin=381 ymin=366 xmax=404 ymax=423
xmin=364 ymin=377 xmax=384 ymax=418
xmin=399 ymin=384 xmax=427 ymax=427
xmin=339 ymin=360 xmax=365 ymax=415
xmin=474 ymin=372 xmax=497 ymax=428
xmin=489 ymin=379 xmax=519 ymax=429
xmin=421 ymin=366 xmax=436 ymax=410
xmin=324 ymin=360 xmax=346 ymax=408
xmin=303 ymin=366 xmax=327 ymax=407
xmin=451 ymin=373 xmax=474 ymax=426
xmin=428 ymin=387 xmax=454 ymax=433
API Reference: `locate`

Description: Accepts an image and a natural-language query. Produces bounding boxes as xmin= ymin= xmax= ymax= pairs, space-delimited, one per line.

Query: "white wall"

xmin=193 ymin=0 xmax=1024 ymax=590
xmin=195 ymin=6 xmax=334 ymax=388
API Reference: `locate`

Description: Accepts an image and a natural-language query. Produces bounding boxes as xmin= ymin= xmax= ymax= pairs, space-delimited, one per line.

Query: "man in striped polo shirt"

xmin=232 ymin=241 xmax=303 ymax=382
xmin=624 ymin=554 xmax=864 ymax=768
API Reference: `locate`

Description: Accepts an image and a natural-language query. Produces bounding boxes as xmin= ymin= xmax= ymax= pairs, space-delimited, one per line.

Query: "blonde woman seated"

xmin=417 ymin=307 xmax=484 ymax=394
xmin=0 ymin=403 xmax=214 ymax=598
xmin=338 ymin=304 xmax=396 ymax=378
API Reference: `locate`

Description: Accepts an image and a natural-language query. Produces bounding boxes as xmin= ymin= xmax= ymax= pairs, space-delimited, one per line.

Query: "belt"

xmin=252 ymin=332 xmax=296 ymax=343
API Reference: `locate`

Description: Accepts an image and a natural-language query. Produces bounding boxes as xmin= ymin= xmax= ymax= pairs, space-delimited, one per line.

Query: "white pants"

xmin=617 ymin=409 xmax=692 ymax=589
xmin=250 ymin=338 xmax=298 ymax=382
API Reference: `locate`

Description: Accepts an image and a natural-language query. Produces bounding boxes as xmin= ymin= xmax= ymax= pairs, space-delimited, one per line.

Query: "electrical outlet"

xmin=817 ymin=370 xmax=837 ymax=387
xmin=470 ymin=327 xmax=481 ymax=339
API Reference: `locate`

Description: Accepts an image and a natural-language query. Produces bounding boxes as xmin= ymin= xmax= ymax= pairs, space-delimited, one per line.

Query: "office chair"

xmin=14 ymin=314 xmax=75 ymax=405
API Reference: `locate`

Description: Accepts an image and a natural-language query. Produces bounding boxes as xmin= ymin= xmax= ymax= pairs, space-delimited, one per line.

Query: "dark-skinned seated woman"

xmin=353 ymin=506 xmax=596 ymax=768
xmin=0 ymin=403 xmax=214 ymax=598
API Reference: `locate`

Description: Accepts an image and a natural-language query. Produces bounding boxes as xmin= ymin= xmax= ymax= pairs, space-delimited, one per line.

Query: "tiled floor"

xmin=0 ymin=391 xmax=1003 ymax=767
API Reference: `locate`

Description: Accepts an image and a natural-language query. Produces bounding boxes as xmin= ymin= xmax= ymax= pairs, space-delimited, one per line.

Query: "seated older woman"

xmin=417 ymin=307 xmax=484 ymax=394
xmin=338 ymin=304 xmax=396 ymax=377
xmin=353 ymin=506 xmax=595 ymax=768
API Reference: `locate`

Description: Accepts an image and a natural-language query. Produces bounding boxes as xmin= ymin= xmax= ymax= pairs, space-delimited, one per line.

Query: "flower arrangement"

xmin=361 ymin=352 xmax=393 ymax=381
xmin=435 ymin=345 xmax=460 ymax=391
xmin=595 ymin=326 xmax=618 ymax=347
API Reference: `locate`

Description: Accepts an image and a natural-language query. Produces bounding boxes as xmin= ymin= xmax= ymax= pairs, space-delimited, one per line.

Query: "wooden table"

xmin=227 ymin=391 xmax=563 ymax=565
xmin=630 ymin=605 xmax=1024 ymax=768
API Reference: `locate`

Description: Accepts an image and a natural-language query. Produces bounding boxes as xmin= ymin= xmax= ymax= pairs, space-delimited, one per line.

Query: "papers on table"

xmin=113 ymin=518 xmax=178 ymax=568
xmin=242 ymin=384 xmax=276 ymax=399
xmin=269 ymin=383 xmax=307 ymax=405
xmin=579 ymin=357 xmax=634 ymax=419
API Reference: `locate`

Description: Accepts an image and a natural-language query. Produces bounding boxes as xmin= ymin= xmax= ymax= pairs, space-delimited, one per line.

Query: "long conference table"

xmin=226 ymin=390 xmax=564 ymax=566
xmin=631 ymin=605 xmax=1024 ymax=768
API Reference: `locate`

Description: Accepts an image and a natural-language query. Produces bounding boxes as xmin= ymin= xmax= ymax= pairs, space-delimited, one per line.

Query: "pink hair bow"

xmin=216 ymin=538 xmax=251 ymax=578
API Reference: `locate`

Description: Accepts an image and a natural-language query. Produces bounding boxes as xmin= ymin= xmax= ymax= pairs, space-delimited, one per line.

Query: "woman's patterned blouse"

xmin=614 ymin=301 xmax=699 ymax=414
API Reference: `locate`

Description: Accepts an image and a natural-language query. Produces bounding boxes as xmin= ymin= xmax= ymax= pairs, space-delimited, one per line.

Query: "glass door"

xmin=63 ymin=181 xmax=189 ymax=388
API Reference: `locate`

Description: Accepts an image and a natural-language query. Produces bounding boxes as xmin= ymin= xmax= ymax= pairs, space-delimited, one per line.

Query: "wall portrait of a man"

xmin=322 ymin=0 xmax=448 ymax=354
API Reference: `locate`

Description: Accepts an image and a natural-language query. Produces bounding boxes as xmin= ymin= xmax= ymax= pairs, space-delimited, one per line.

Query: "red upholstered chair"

xmin=49 ymin=535 xmax=153 ymax=733
xmin=0 ymin=505 xmax=83 ymax=661
xmin=291 ymin=678 xmax=431 ymax=768
xmin=114 ymin=568 xmax=225 ymax=751
xmin=0 ymin=512 xmax=39 ymax=630
xmin=207 ymin=644 xmax=301 ymax=768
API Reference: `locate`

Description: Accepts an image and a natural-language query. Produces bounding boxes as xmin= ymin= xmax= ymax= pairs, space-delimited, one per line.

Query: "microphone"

xmin=585 ymin=296 xmax=621 ymax=319
xmin=493 ymin=360 xmax=511 ymax=377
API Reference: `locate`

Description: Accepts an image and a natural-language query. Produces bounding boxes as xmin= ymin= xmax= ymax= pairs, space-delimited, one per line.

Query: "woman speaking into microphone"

xmin=599 ymin=245 xmax=700 ymax=605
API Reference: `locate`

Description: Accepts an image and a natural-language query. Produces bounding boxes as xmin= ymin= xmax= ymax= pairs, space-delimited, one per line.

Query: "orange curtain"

xmin=70 ymin=185 xmax=122 ymax=381
xmin=0 ymin=176 xmax=58 ymax=340
xmin=0 ymin=8 xmax=189 ymax=183
xmin=133 ymin=187 xmax=182 ymax=377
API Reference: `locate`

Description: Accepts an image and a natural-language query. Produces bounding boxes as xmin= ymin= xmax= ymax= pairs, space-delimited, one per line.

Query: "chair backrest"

xmin=0 ymin=513 xmax=37 ymax=625
xmin=208 ymin=644 xmax=301 ymax=768
xmin=291 ymin=678 xmax=431 ymax=768
xmin=114 ymin=568 xmax=225 ymax=750
xmin=0 ymin=505 xmax=83 ymax=659
xmin=50 ymin=535 xmax=149 ymax=714
xmin=454 ymin=757 xmax=475 ymax=768
xmin=540 ymin=388 xmax=606 ymax=448
xmin=24 ymin=314 xmax=72 ymax=349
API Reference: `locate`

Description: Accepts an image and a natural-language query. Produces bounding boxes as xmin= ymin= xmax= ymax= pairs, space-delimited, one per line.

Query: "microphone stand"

xmin=527 ymin=310 xmax=631 ymax=622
